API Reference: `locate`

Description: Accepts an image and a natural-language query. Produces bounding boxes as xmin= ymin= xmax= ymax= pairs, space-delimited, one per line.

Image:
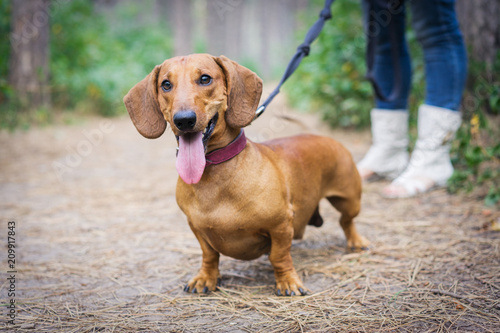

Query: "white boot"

xmin=383 ymin=104 xmax=462 ymax=198
xmin=357 ymin=109 xmax=409 ymax=180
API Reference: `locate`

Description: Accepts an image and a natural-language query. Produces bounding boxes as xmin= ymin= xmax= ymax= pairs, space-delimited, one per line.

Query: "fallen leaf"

xmin=482 ymin=209 xmax=492 ymax=217
xmin=454 ymin=301 xmax=465 ymax=310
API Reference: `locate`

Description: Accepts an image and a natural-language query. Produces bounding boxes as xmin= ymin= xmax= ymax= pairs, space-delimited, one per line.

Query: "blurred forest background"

xmin=0 ymin=0 xmax=499 ymax=205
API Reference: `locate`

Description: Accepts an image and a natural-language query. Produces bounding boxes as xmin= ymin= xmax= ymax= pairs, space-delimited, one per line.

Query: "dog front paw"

xmin=184 ymin=271 xmax=221 ymax=294
xmin=275 ymin=273 xmax=307 ymax=296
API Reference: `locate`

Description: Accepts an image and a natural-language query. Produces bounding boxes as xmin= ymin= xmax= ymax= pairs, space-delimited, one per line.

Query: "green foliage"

xmin=50 ymin=0 xmax=172 ymax=116
xmin=0 ymin=0 xmax=11 ymax=81
xmin=0 ymin=0 xmax=12 ymax=109
xmin=448 ymin=53 xmax=500 ymax=207
xmin=0 ymin=0 xmax=19 ymax=130
xmin=0 ymin=0 xmax=173 ymax=128
xmin=405 ymin=28 xmax=425 ymax=138
xmin=285 ymin=0 xmax=372 ymax=128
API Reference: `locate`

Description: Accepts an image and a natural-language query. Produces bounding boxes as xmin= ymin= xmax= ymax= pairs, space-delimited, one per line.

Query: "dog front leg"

xmin=184 ymin=231 xmax=221 ymax=294
xmin=269 ymin=226 xmax=307 ymax=296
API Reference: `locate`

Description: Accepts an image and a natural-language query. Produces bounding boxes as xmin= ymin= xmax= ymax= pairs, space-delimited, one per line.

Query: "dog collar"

xmin=205 ymin=130 xmax=247 ymax=166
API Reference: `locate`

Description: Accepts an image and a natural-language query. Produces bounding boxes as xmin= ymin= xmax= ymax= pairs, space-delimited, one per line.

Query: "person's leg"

xmin=357 ymin=0 xmax=411 ymax=179
xmin=411 ymin=0 xmax=467 ymax=111
xmin=367 ymin=0 xmax=412 ymax=110
xmin=383 ymin=0 xmax=467 ymax=198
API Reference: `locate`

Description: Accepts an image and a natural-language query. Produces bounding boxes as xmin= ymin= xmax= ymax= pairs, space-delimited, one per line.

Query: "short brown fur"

xmin=124 ymin=54 xmax=369 ymax=296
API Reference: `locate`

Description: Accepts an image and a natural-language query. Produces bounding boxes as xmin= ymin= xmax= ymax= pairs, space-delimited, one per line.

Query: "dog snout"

xmin=173 ymin=111 xmax=197 ymax=131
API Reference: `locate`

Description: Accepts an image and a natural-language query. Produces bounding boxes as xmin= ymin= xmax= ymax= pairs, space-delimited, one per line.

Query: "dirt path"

xmin=1 ymin=98 xmax=499 ymax=332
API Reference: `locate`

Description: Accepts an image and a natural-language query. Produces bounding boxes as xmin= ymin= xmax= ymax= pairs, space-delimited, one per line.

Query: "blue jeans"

xmin=362 ymin=0 xmax=467 ymax=111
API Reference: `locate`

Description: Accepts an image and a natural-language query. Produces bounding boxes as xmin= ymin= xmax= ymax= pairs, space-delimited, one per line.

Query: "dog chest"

xmin=195 ymin=218 xmax=272 ymax=260
xmin=180 ymin=187 xmax=290 ymax=260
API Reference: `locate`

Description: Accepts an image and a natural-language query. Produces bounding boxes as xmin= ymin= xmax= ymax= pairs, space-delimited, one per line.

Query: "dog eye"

xmin=161 ymin=80 xmax=172 ymax=92
xmin=199 ymin=74 xmax=212 ymax=86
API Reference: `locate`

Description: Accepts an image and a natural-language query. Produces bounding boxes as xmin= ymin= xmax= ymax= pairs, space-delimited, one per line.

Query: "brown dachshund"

xmin=124 ymin=54 xmax=369 ymax=296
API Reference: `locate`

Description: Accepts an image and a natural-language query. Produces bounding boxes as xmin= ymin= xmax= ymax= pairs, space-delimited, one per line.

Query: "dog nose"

xmin=173 ymin=111 xmax=197 ymax=131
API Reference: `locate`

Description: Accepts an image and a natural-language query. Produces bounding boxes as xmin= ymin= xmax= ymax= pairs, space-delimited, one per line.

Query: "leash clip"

xmin=254 ymin=105 xmax=266 ymax=120
xmin=175 ymin=135 xmax=179 ymax=157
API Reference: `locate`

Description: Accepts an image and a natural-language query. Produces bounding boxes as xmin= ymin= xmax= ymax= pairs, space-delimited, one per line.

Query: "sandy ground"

xmin=0 ymin=96 xmax=499 ymax=332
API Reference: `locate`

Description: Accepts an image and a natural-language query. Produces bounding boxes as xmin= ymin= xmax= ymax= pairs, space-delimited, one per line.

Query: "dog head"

xmin=124 ymin=54 xmax=263 ymax=184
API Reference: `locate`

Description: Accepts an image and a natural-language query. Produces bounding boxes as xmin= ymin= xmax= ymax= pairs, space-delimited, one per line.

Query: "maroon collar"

xmin=205 ymin=130 xmax=247 ymax=166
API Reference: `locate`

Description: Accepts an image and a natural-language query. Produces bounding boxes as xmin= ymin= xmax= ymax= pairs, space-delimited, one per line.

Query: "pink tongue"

xmin=176 ymin=132 xmax=206 ymax=184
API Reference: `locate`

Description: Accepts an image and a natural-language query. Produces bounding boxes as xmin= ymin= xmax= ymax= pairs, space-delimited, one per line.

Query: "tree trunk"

xmin=456 ymin=0 xmax=500 ymax=65
xmin=205 ymin=0 xmax=227 ymax=57
xmin=8 ymin=0 xmax=50 ymax=111
xmin=164 ymin=0 xmax=193 ymax=56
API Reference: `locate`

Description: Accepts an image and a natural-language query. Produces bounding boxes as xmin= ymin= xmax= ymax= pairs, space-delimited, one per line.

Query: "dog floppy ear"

xmin=214 ymin=55 xmax=263 ymax=128
xmin=123 ymin=65 xmax=167 ymax=139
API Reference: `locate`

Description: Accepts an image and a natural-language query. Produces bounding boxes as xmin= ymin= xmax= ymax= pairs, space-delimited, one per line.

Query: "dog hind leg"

xmin=326 ymin=196 xmax=369 ymax=251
